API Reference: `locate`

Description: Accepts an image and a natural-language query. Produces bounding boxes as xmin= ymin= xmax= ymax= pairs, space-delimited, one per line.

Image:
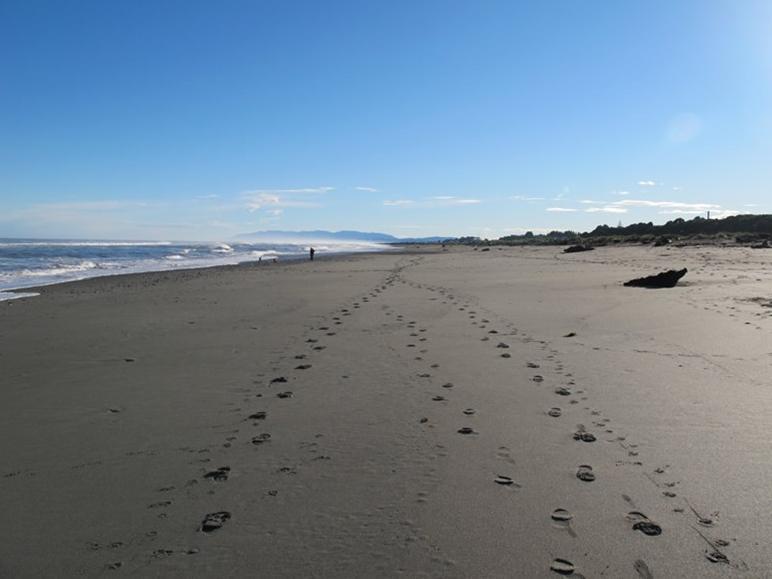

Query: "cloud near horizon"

xmin=511 ymin=195 xmax=546 ymax=201
xmin=241 ymin=186 xmax=332 ymax=212
xmin=613 ymin=199 xmax=720 ymax=211
xmin=384 ymin=196 xmax=481 ymax=208
xmin=585 ymin=206 xmax=628 ymax=214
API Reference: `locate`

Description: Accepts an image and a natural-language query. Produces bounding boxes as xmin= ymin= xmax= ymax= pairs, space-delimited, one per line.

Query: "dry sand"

xmin=1 ymin=245 xmax=771 ymax=577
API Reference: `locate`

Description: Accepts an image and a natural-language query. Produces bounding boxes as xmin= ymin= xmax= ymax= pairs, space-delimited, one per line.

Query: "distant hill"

xmin=235 ymin=230 xmax=453 ymax=244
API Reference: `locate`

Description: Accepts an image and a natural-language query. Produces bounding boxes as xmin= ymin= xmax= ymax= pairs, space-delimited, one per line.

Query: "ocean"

xmin=0 ymin=238 xmax=388 ymax=300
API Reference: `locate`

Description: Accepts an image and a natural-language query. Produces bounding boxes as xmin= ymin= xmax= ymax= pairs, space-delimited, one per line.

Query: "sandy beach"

xmin=1 ymin=245 xmax=771 ymax=577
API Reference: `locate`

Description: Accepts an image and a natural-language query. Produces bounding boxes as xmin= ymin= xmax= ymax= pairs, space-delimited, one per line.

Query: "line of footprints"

xmin=392 ymin=264 xmax=738 ymax=576
xmin=97 ymin=261 xmax=421 ymax=570
xmin=99 ymin=256 xmax=738 ymax=573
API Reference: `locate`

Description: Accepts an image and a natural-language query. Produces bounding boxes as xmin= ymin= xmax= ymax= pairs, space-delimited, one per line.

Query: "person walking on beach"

xmin=309 ymin=247 xmax=315 ymax=261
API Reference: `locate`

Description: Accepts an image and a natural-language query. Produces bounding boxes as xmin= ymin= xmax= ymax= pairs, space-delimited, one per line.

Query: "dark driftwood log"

xmin=563 ymin=245 xmax=594 ymax=254
xmin=624 ymin=268 xmax=687 ymax=288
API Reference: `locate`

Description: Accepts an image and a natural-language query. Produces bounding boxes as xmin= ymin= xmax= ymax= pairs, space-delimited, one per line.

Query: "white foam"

xmin=0 ymin=291 xmax=40 ymax=302
xmin=18 ymin=261 xmax=99 ymax=277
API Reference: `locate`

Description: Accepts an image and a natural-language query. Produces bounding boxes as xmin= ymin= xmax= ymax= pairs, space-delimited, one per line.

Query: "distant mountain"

xmin=235 ymin=230 xmax=452 ymax=243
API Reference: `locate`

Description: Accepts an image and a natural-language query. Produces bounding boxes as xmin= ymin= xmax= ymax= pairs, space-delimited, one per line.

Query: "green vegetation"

xmin=452 ymin=214 xmax=772 ymax=247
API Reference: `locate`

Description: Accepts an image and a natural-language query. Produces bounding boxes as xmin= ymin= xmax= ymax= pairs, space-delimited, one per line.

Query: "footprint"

xmin=501 ymin=353 xmax=511 ymax=358
xmin=148 ymin=501 xmax=172 ymax=509
xmin=200 ymin=511 xmax=231 ymax=533
xmin=247 ymin=411 xmax=267 ymax=420
xmin=203 ymin=466 xmax=230 ymax=481
xmin=276 ymin=391 xmax=293 ymax=399
xmin=634 ymin=559 xmax=654 ymax=578
xmin=555 ymin=387 xmax=572 ymax=396
xmin=551 ymin=508 xmax=573 ymax=522
xmin=463 ymin=408 xmax=476 ymax=415
xmin=527 ymin=362 xmax=540 ymax=368
xmin=251 ymin=433 xmax=271 ymax=445
xmin=496 ymin=342 xmax=510 ymax=349
xmin=442 ymin=382 xmax=454 ymax=389
xmin=551 ymin=508 xmax=577 ymax=537
xmin=573 ymin=426 xmax=596 ymax=443
xmin=457 ymin=427 xmax=476 ymax=435
xmin=627 ymin=512 xmax=662 ymax=536
xmin=532 ymin=375 xmax=544 ymax=383
xmin=706 ymin=551 xmax=729 ymax=564
xmin=547 ymin=407 xmax=562 ymax=417
xmin=576 ymin=465 xmax=595 ymax=482
xmin=295 ymin=364 xmax=312 ymax=370
xmin=494 ymin=475 xmax=517 ymax=486
xmin=432 ymin=395 xmax=446 ymax=402
xmin=270 ymin=376 xmax=288 ymax=384
xmin=550 ymin=558 xmax=576 ymax=575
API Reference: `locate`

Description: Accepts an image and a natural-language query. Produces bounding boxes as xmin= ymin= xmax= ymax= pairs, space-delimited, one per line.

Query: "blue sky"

xmin=2 ymin=0 xmax=771 ymax=240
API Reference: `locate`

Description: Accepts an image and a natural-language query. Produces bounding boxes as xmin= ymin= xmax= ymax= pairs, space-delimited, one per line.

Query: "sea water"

xmin=0 ymin=239 xmax=387 ymax=300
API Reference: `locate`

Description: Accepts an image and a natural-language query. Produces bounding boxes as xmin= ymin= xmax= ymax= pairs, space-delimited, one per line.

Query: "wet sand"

xmin=1 ymin=245 xmax=771 ymax=577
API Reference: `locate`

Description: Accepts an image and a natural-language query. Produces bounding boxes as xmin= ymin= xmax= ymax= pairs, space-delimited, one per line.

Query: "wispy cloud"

xmin=638 ymin=180 xmax=657 ymax=187
xmin=243 ymin=186 xmax=334 ymax=195
xmin=709 ymin=209 xmax=744 ymax=218
xmin=383 ymin=196 xmax=481 ymax=208
xmin=613 ymin=199 xmax=719 ymax=211
xmin=546 ymin=207 xmax=577 ymax=212
xmin=241 ymin=186 xmax=331 ymax=212
xmin=355 ymin=186 xmax=378 ymax=192
xmin=244 ymin=193 xmax=321 ymax=212
xmin=511 ymin=195 xmax=545 ymax=201
xmin=445 ymin=198 xmax=481 ymax=205
xmin=0 ymin=200 xmax=160 ymax=224
xmin=660 ymin=208 xmax=743 ymax=218
xmin=585 ymin=206 xmax=628 ymax=214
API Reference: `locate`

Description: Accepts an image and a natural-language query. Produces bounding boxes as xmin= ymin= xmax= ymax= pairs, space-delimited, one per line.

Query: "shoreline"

xmin=1 ymin=245 xmax=407 ymax=301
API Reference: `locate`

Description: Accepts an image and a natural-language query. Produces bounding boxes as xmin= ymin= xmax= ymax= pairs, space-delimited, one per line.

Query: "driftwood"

xmin=563 ymin=245 xmax=594 ymax=254
xmin=624 ymin=268 xmax=687 ymax=288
